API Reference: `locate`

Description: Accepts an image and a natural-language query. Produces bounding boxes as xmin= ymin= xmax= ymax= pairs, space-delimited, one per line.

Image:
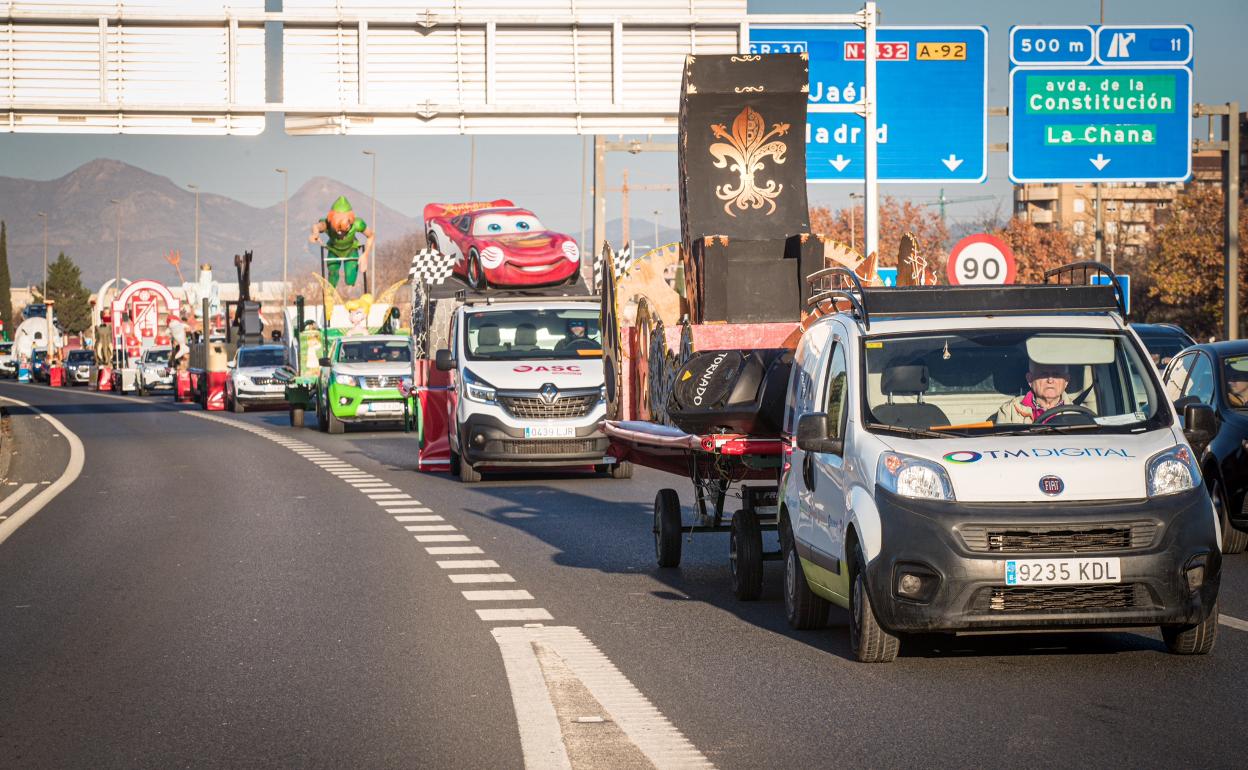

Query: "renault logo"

xmin=540 ymin=383 xmax=558 ymax=404
xmin=378 ymin=376 xmax=389 ymax=388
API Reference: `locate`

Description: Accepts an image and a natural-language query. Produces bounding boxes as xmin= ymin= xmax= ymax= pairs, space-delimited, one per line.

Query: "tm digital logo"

xmin=943 ymin=451 xmax=982 ymax=464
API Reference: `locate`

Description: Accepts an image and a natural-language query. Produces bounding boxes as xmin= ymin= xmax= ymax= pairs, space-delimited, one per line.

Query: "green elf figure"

xmin=309 ymin=195 xmax=376 ymax=287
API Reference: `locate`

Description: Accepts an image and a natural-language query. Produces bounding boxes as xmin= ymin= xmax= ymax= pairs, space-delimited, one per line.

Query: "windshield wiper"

xmin=993 ymin=422 xmax=1102 ymax=436
xmin=864 ymin=422 xmax=961 ymax=439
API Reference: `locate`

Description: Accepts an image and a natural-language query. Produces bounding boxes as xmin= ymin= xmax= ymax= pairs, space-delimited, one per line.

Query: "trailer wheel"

xmin=606 ymin=461 xmax=633 ymax=479
xmin=449 ymin=449 xmax=461 ymax=476
xmin=289 ymin=407 xmax=304 ymax=428
xmin=654 ymin=488 xmax=682 ymax=568
xmin=327 ymin=408 xmax=345 ymax=434
xmin=730 ymin=508 xmax=764 ymax=601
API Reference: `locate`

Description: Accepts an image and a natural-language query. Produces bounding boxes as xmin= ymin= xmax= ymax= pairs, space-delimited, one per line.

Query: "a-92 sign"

xmin=946 ymin=234 xmax=1017 ymax=285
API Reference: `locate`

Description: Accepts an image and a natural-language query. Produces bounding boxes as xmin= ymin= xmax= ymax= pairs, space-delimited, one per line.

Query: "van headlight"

xmin=335 ymin=373 xmax=357 ymax=387
xmin=1146 ymin=445 xmax=1199 ymax=497
xmin=877 ymin=452 xmax=955 ymax=501
xmin=462 ymin=369 xmax=497 ymax=404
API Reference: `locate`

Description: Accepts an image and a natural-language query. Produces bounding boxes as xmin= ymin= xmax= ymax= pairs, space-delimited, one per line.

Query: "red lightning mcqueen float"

xmin=424 ymin=200 xmax=582 ymax=290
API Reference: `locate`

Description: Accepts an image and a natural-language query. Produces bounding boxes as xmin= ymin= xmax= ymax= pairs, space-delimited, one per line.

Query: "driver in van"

xmin=554 ymin=318 xmax=589 ymax=350
xmin=1226 ymin=361 xmax=1248 ymax=407
xmin=996 ymin=362 xmax=1070 ymax=424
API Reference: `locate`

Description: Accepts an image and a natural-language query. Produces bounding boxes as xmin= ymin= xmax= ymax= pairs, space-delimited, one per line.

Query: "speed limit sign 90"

xmin=946 ymin=234 xmax=1016 ymax=286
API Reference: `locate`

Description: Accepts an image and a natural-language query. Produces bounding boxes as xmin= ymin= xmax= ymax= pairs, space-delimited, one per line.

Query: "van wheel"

xmin=1162 ymin=602 xmax=1218 ymax=655
xmin=1213 ymin=481 xmax=1247 ymax=554
xmin=849 ymin=546 xmax=900 ymax=663
xmin=729 ymin=508 xmax=764 ymax=601
xmin=289 ymin=407 xmax=304 ymax=428
xmin=459 ymin=452 xmax=481 ymax=483
xmin=784 ymin=533 xmax=830 ymax=629
xmin=327 ymin=408 xmax=345 ymax=434
xmin=654 ymin=488 xmax=682 ymax=568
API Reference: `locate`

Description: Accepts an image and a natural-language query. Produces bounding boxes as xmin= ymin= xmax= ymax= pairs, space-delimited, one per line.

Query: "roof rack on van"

xmin=1042 ymin=260 xmax=1127 ymax=317
xmin=805 ymin=260 xmax=1124 ymax=331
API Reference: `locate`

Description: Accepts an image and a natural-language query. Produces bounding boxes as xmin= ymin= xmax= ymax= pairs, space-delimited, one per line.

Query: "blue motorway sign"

xmin=749 ymin=27 xmax=987 ymax=184
xmin=877 ymin=267 xmax=898 ymax=287
xmin=1009 ymin=25 xmax=1193 ymax=183
xmin=1091 ymin=274 xmax=1131 ymax=315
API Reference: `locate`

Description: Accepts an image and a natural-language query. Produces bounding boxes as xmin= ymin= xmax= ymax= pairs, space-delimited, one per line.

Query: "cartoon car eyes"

xmin=516 ymin=221 xmax=531 ymax=231
xmin=487 ymin=223 xmax=503 ymax=233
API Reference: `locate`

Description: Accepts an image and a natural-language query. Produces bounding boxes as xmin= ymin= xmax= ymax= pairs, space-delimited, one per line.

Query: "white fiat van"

xmin=435 ymin=295 xmax=626 ymax=482
xmin=781 ymin=265 xmax=1221 ymax=661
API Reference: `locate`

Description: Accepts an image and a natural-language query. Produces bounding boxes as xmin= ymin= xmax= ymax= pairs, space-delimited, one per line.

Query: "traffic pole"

xmin=1225 ymin=102 xmax=1240 ymax=340
xmin=862 ymin=1 xmax=879 ymax=261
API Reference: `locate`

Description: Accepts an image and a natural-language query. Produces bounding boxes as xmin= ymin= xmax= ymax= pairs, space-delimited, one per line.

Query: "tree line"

xmin=0 ymin=220 xmax=93 ymax=336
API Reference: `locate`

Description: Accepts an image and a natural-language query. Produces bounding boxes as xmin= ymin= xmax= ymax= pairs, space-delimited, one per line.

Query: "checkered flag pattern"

xmin=408 ymin=248 xmax=457 ymax=285
xmin=592 ymin=243 xmax=634 ymax=293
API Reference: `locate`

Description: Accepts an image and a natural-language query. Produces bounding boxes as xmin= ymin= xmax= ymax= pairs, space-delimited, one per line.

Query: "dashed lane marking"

xmin=439 ymin=560 xmax=499 ymax=570
xmin=1221 ymin=614 xmax=1248 ymax=633
xmin=462 ymin=590 xmax=531 ymax=601
xmin=384 ymin=506 xmax=433 ymax=513
xmin=415 ymin=534 xmax=471 ymax=543
xmin=427 ymin=546 xmax=484 ymax=555
xmin=404 ymin=525 xmax=458 ymax=532
xmin=394 ymin=515 xmax=444 ymax=522
xmin=448 ymin=573 xmax=515 ymax=584
xmin=477 ymin=609 xmax=553 ymax=622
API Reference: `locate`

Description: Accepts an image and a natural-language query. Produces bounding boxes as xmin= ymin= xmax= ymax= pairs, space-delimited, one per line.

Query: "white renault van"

xmin=781 ymin=265 xmax=1221 ymax=661
xmin=435 ymin=295 xmax=626 ymax=482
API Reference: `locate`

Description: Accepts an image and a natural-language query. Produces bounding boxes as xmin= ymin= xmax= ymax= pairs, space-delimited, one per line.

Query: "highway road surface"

xmin=1 ymin=381 xmax=1245 ymax=768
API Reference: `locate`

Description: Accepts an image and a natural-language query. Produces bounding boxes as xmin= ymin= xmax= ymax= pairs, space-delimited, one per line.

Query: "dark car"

xmin=1131 ymin=322 xmax=1197 ymax=369
xmin=1162 ymin=340 xmax=1248 ymax=554
xmin=31 ymin=348 xmax=48 ymax=382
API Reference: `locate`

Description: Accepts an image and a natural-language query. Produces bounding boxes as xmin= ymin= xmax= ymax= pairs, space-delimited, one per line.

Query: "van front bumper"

xmin=865 ymin=487 xmax=1220 ymax=634
xmin=459 ymin=413 xmax=609 ymax=467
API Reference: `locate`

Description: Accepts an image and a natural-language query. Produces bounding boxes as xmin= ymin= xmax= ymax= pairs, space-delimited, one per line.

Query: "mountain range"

xmin=0 ymin=159 xmax=680 ymax=290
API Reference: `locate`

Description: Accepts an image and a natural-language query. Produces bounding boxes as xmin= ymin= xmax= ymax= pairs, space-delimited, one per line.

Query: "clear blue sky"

xmin=1 ymin=0 xmax=1243 ymax=247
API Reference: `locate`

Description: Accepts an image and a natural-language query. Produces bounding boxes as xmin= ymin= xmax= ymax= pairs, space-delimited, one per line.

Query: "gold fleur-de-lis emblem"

xmin=708 ymin=106 xmax=790 ymax=217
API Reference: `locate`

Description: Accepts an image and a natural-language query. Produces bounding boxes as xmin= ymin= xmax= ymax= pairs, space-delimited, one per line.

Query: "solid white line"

xmin=477 ymin=608 xmax=552 ymax=621
xmin=0 ymin=396 xmax=87 ymax=548
xmin=449 ymin=573 xmax=514 ymax=584
xmin=404 ymin=524 xmax=457 ymax=532
xmin=492 ymin=626 xmax=713 ymax=769
xmin=394 ymin=515 xmax=444 ymax=522
xmin=415 ymin=534 xmax=471 ymax=543
xmin=463 ymin=590 xmax=535 ymax=601
xmin=1220 ymin=614 xmax=1248 ymax=633
xmin=0 ymin=483 xmax=37 ymax=514
xmin=438 ymin=560 xmax=499 ymax=569
xmin=426 ymin=546 xmax=483 ymax=555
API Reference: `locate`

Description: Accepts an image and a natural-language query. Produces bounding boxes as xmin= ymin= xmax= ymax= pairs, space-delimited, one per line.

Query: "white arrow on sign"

xmin=829 ymin=155 xmax=851 ymax=171
xmin=1090 ymin=153 xmax=1111 ymax=171
xmin=941 ymin=154 xmax=963 ymax=172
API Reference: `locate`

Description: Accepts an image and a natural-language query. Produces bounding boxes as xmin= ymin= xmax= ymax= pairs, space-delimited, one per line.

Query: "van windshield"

xmin=465 ymin=309 xmax=601 ymax=361
xmin=862 ymin=329 xmax=1164 ymax=436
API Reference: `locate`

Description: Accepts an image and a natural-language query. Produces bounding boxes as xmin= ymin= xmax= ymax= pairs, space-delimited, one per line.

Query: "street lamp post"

xmin=187 ymin=184 xmax=200 ymax=276
xmin=652 ymin=210 xmax=661 ymax=251
xmin=363 ymin=150 xmax=377 ymax=296
xmin=36 ymin=212 xmax=47 ymax=295
xmin=276 ymin=168 xmax=288 ymax=310
xmin=110 ymin=199 xmax=121 ymax=298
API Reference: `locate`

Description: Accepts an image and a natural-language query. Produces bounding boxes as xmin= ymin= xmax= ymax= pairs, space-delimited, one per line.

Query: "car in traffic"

xmin=1162 ymin=340 xmax=1248 ymax=554
xmin=424 ymin=200 xmax=581 ymax=290
xmin=65 ymin=348 xmax=94 ymax=385
xmin=1130 ymin=322 xmax=1196 ymax=370
xmin=226 ymin=344 xmax=289 ymax=413
xmin=435 ymin=295 xmax=621 ymax=482
xmin=782 ymin=270 xmax=1221 ymax=661
xmin=30 ymin=347 xmax=48 ymax=382
xmin=0 ymin=341 xmax=15 ymax=378
xmin=317 ymin=335 xmax=415 ymax=434
xmin=135 ymin=347 xmax=173 ymax=395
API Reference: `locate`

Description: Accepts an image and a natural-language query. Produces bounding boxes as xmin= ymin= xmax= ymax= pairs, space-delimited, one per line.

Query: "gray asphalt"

xmin=2 ymin=380 xmax=1246 ymax=768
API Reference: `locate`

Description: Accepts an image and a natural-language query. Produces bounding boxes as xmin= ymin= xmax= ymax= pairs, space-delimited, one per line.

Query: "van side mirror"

xmin=1182 ymin=402 xmax=1217 ymax=451
xmin=796 ymin=412 xmax=844 ymax=455
xmin=1172 ymin=394 xmax=1198 ymax=414
xmin=435 ymin=349 xmax=455 ymax=371
xmin=318 ymin=357 xmax=331 ymax=368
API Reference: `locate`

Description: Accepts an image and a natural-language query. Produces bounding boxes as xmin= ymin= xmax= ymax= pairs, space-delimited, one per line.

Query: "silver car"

xmin=65 ymin=349 xmax=94 ymax=385
xmin=136 ymin=347 xmax=174 ymax=395
xmin=226 ymin=344 xmax=288 ymax=413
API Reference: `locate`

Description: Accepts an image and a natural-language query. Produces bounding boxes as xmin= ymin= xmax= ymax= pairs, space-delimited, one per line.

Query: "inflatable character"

xmin=309 ymin=196 xmax=375 ymax=288
xmin=315 ymin=275 xmax=408 ymax=336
